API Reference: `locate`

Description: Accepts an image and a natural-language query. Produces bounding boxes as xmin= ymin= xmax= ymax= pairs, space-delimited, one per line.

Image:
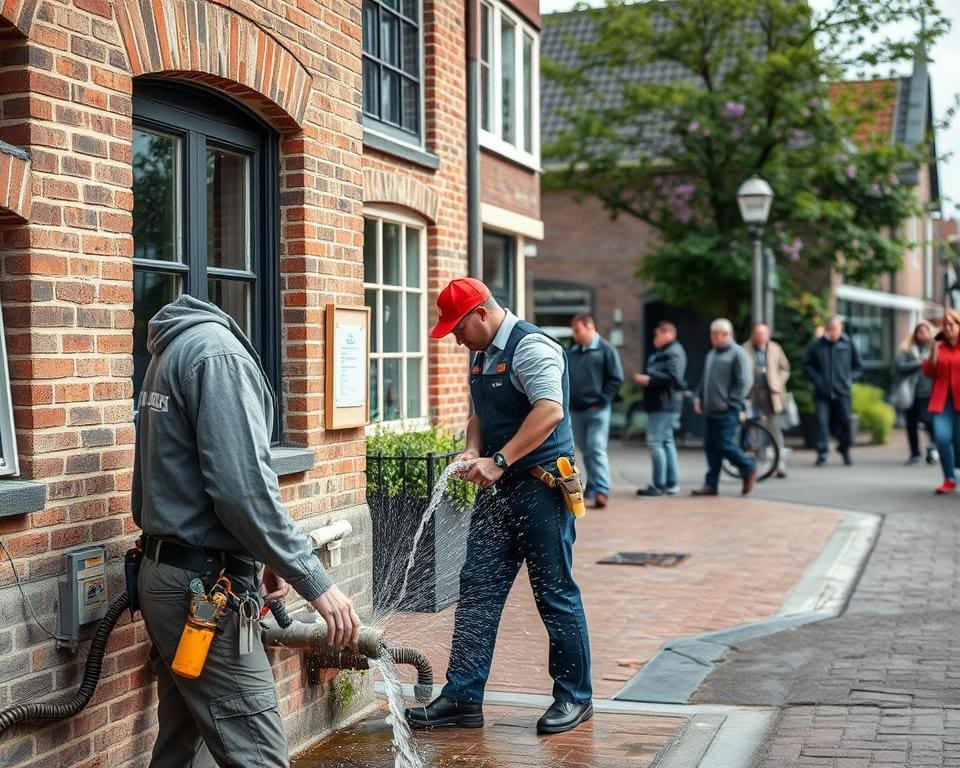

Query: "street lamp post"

xmin=736 ymin=176 xmax=775 ymax=329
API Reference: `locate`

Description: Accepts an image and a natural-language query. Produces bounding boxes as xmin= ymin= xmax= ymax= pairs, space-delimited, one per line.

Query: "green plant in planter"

xmin=851 ymin=383 xmax=895 ymax=444
xmin=366 ymin=425 xmax=475 ymax=511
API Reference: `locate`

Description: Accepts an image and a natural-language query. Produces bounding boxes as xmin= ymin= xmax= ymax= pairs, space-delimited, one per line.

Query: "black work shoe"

xmin=536 ymin=700 xmax=594 ymax=734
xmin=405 ymin=696 xmax=483 ymax=729
xmin=636 ymin=485 xmax=663 ymax=497
xmin=840 ymin=450 xmax=853 ymax=466
xmin=815 ymin=453 xmax=827 ymax=466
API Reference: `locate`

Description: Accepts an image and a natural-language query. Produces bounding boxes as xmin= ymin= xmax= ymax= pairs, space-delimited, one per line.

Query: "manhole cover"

xmin=596 ymin=552 xmax=688 ymax=567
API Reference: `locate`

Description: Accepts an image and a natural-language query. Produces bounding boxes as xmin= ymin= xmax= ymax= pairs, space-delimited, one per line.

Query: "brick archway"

xmin=363 ymin=169 xmax=440 ymax=223
xmin=115 ymin=0 xmax=313 ymax=131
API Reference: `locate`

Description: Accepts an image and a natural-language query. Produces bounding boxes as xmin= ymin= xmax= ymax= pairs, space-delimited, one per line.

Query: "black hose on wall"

xmin=0 ymin=591 xmax=129 ymax=733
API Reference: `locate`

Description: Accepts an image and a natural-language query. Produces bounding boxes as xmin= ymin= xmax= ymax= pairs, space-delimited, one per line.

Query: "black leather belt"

xmin=143 ymin=536 xmax=258 ymax=578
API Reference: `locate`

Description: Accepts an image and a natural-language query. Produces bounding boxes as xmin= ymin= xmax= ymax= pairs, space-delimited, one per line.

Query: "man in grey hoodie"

xmin=132 ymin=295 xmax=359 ymax=768
xmin=692 ymin=318 xmax=758 ymax=496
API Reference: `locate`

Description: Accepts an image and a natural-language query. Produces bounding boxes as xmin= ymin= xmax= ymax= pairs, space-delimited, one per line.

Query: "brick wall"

xmin=0 ymin=1 xmax=386 ymax=765
xmin=534 ymin=189 xmax=658 ymax=376
xmin=480 ymin=150 xmax=539 ymax=221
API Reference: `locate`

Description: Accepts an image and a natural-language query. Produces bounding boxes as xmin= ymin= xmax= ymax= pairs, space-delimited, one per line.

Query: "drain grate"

xmin=596 ymin=552 xmax=689 ymax=567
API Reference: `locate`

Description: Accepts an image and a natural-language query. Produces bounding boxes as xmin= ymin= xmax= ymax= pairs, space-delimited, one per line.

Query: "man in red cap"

xmin=406 ymin=277 xmax=593 ymax=735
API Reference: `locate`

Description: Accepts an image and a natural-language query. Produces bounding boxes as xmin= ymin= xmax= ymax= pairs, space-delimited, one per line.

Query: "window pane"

xmin=406 ymin=293 xmax=421 ymax=352
xmin=380 ymin=11 xmax=399 ymax=67
xmin=369 ymin=360 xmax=380 ymax=421
xmin=362 ymin=0 xmax=377 ymax=54
xmin=483 ymin=231 xmax=514 ymax=309
xmin=382 ymin=290 xmax=401 ymax=352
xmin=382 ymin=222 xmax=401 ymax=285
xmin=208 ymin=278 xmax=250 ymax=335
xmin=133 ymin=129 xmax=180 ymax=262
xmin=365 ymin=288 xmax=379 ymax=352
xmin=134 ymin=270 xmax=181 ymax=397
xmin=480 ymin=64 xmax=491 ymax=132
xmin=364 ymin=218 xmax=378 ymax=282
xmin=401 ymin=0 xmax=418 ymax=21
xmin=207 ymin=148 xmax=250 ymax=270
xmin=401 ymin=78 xmax=419 ymax=133
xmin=523 ymin=33 xmax=533 ymax=152
xmin=405 ymin=227 xmax=420 ymax=287
xmin=381 ymin=69 xmax=401 ymax=125
xmin=406 ymin=358 xmax=422 ymax=418
xmin=501 ymin=18 xmax=516 ymax=144
xmin=402 ymin=22 xmax=418 ymax=75
xmin=363 ymin=60 xmax=380 ymax=118
xmin=383 ymin=358 xmax=401 ymax=421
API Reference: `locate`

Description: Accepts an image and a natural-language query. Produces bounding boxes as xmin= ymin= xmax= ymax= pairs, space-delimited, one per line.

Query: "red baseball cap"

xmin=430 ymin=277 xmax=491 ymax=338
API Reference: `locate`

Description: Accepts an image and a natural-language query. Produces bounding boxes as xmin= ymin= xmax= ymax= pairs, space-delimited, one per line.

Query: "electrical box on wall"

xmin=57 ymin=546 xmax=108 ymax=650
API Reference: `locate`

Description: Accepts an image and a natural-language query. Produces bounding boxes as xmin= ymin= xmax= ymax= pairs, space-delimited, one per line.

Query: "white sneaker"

xmin=663 ymin=486 xmax=681 ymax=495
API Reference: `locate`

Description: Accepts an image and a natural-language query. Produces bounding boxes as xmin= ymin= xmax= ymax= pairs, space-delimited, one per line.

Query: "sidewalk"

xmin=294 ymin=443 xmax=847 ymax=766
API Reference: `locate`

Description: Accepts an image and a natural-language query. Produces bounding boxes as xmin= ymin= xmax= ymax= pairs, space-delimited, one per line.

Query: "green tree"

xmin=544 ymin=0 xmax=949 ymax=324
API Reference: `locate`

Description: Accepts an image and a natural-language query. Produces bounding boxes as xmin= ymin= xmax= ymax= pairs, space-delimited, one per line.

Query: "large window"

xmin=837 ymin=299 xmax=894 ymax=389
xmin=363 ymin=211 xmax=427 ymax=424
xmin=0 ymin=298 xmax=18 ymax=477
xmin=480 ymin=1 xmax=539 ymax=166
xmin=362 ymin=0 xmax=422 ymax=145
xmin=132 ymin=80 xmax=279 ymax=404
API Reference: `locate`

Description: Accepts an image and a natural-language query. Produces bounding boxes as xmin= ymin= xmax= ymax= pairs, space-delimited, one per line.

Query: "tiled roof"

xmin=827 ymin=78 xmax=902 ymax=147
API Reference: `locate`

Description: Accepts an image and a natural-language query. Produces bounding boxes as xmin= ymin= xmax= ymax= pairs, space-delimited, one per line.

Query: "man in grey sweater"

xmin=692 ymin=318 xmax=758 ymax=496
xmin=133 ymin=296 xmax=359 ymax=767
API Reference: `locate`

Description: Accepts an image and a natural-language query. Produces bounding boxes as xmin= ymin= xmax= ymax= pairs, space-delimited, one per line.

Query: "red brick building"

xmin=0 ymin=0 xmax=543 ymax=764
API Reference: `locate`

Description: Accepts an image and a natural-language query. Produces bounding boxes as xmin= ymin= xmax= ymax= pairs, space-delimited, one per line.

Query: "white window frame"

xmin=0 ymin=298 xmax=19 ymax=477
xmin=479 ymin=0 xmax=540 ymax=169
xmin=924 ymin=215 xmax=934 ymax=300
xmin=363 ymin=206 xmax=429 ymax=432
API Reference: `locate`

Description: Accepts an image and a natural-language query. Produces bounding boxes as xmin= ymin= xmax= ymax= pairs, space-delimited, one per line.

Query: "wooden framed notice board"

xmin=324 ymin=304 xmax=371 ymax=430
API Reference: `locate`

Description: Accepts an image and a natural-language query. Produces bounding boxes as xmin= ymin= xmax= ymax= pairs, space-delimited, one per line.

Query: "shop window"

xmin=132 ymin=80 xmax=279 ymax=410
xmin=363 ymin=211 xmax=427 ymax=424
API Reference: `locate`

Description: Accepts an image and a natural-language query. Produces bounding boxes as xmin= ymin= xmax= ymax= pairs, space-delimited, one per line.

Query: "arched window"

xmin=131 ymin=80 xmax=280 ymax=405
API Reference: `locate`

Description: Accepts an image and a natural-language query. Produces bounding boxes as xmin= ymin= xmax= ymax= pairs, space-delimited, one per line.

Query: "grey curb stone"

xmin=616 ymin=510 xmax=880 ymax=705
xmin=0 ymin=480 xmax=46 ymax=516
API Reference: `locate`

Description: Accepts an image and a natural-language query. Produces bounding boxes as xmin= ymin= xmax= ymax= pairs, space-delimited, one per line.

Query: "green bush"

xmin=851 ymin=383 xmax=895 ymax=444
xmin=366 ymin=425 xmax=475 ymax=510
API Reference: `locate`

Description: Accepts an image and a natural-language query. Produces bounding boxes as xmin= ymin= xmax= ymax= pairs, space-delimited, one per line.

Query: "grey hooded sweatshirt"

xmin=131 ymin=296 xmax=333 ymax=601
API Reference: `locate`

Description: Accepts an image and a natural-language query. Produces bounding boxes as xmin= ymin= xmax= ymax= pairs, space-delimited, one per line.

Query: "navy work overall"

xmin=442 ymin=320 xmax=593 ymax=705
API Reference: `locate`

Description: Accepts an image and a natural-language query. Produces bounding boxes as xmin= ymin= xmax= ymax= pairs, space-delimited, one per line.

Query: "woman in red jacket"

xmin=922 ymin=310 xmax=960 ymax=493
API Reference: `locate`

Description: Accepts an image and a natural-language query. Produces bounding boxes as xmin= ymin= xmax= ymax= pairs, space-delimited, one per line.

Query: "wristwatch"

xmin=493 ymin=452 xmax=509 ymax=470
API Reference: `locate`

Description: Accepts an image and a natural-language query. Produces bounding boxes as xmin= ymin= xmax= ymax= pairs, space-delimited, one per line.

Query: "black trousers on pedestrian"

xmin=815 ymin=396 xmax=852 ymax=455
xmin=904 ymin=395 xmax=932 ymax=457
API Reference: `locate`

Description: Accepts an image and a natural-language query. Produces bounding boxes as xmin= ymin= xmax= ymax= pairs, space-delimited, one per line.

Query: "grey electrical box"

xmin=57 ymin=546 xmax=108 ymax=650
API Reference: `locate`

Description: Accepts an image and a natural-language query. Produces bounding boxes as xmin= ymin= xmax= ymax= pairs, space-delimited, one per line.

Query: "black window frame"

xmin=362 ymin=0 xmax=423 ymax=145
xmin=132 ymin=79 xmax=281 ymax=435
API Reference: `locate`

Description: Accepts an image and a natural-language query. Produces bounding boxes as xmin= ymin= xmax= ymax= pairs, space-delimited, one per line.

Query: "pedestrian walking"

xmin=133 ymin=296 xmax=359 ymax=768
xmin=406 ymin=277 xmax=593 ymax=735
xmin=742 ymin=323 xmax=790 ymax=478
xmin=801 ymin=315 xmax=862 ymax=466
xmin=567 ymin=313 xmax=624 ymax=508
xmin=634 ymin=321 xmax=687 ymax=496
xmin=894 ymin=319 xmax=935 ymax=465
xmin=922 ymin=310 xmax=960 ymax=494
xmin=691 ymin=318 xmax=758 ymax=497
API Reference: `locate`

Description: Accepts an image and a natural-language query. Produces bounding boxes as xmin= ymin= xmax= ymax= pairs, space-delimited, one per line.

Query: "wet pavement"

xmin=292 ymin=701 xmax=685 ymax=767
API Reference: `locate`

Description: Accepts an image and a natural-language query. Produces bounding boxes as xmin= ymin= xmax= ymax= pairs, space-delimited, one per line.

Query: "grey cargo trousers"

xmin=138 ymin=556 xmax=290 ymax=768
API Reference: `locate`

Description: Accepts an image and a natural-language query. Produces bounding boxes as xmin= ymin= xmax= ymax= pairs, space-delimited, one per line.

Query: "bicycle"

xmin=721 ymin=412 xmax=780 ymax=482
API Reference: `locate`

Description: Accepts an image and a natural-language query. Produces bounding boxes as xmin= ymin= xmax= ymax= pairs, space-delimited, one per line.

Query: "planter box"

xmin=370 ymin=493 xmax=470 ymax=613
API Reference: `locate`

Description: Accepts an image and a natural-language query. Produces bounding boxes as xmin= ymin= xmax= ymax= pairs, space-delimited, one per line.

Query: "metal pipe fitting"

xmin=261 ymin=616 xmax=384 ymax=660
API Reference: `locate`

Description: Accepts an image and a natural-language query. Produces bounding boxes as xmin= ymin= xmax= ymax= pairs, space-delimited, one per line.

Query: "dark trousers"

xmin=905 ymin=395 xmax=932 ymax=457
xmin=703 ymin=409 xmax=756 ymax=489
xmin=815 ymin=396 xmax=852 ymax=455
xmin=442 ymin=474 xmax=592 ymax=705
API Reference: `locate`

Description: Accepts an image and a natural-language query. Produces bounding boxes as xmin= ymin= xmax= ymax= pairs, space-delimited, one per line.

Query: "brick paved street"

xmin=696 ymin=439 xmax=960 ymax=766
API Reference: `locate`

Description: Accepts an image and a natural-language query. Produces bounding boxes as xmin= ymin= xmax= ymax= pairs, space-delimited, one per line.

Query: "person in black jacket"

xmin=634 ymin=321 xmax=687 ymax=496
xmin=568 ymin=313 xmax=624 ymax=508
xmin=801 ymin=315 xmax=863 ymax=466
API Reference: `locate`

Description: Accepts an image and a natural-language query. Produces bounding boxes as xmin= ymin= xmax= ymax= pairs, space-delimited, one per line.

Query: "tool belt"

xmin=143 ymin=535 xmax=258 ymax=578
xmin=529 ymin=463 xmax=586 ymax=517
